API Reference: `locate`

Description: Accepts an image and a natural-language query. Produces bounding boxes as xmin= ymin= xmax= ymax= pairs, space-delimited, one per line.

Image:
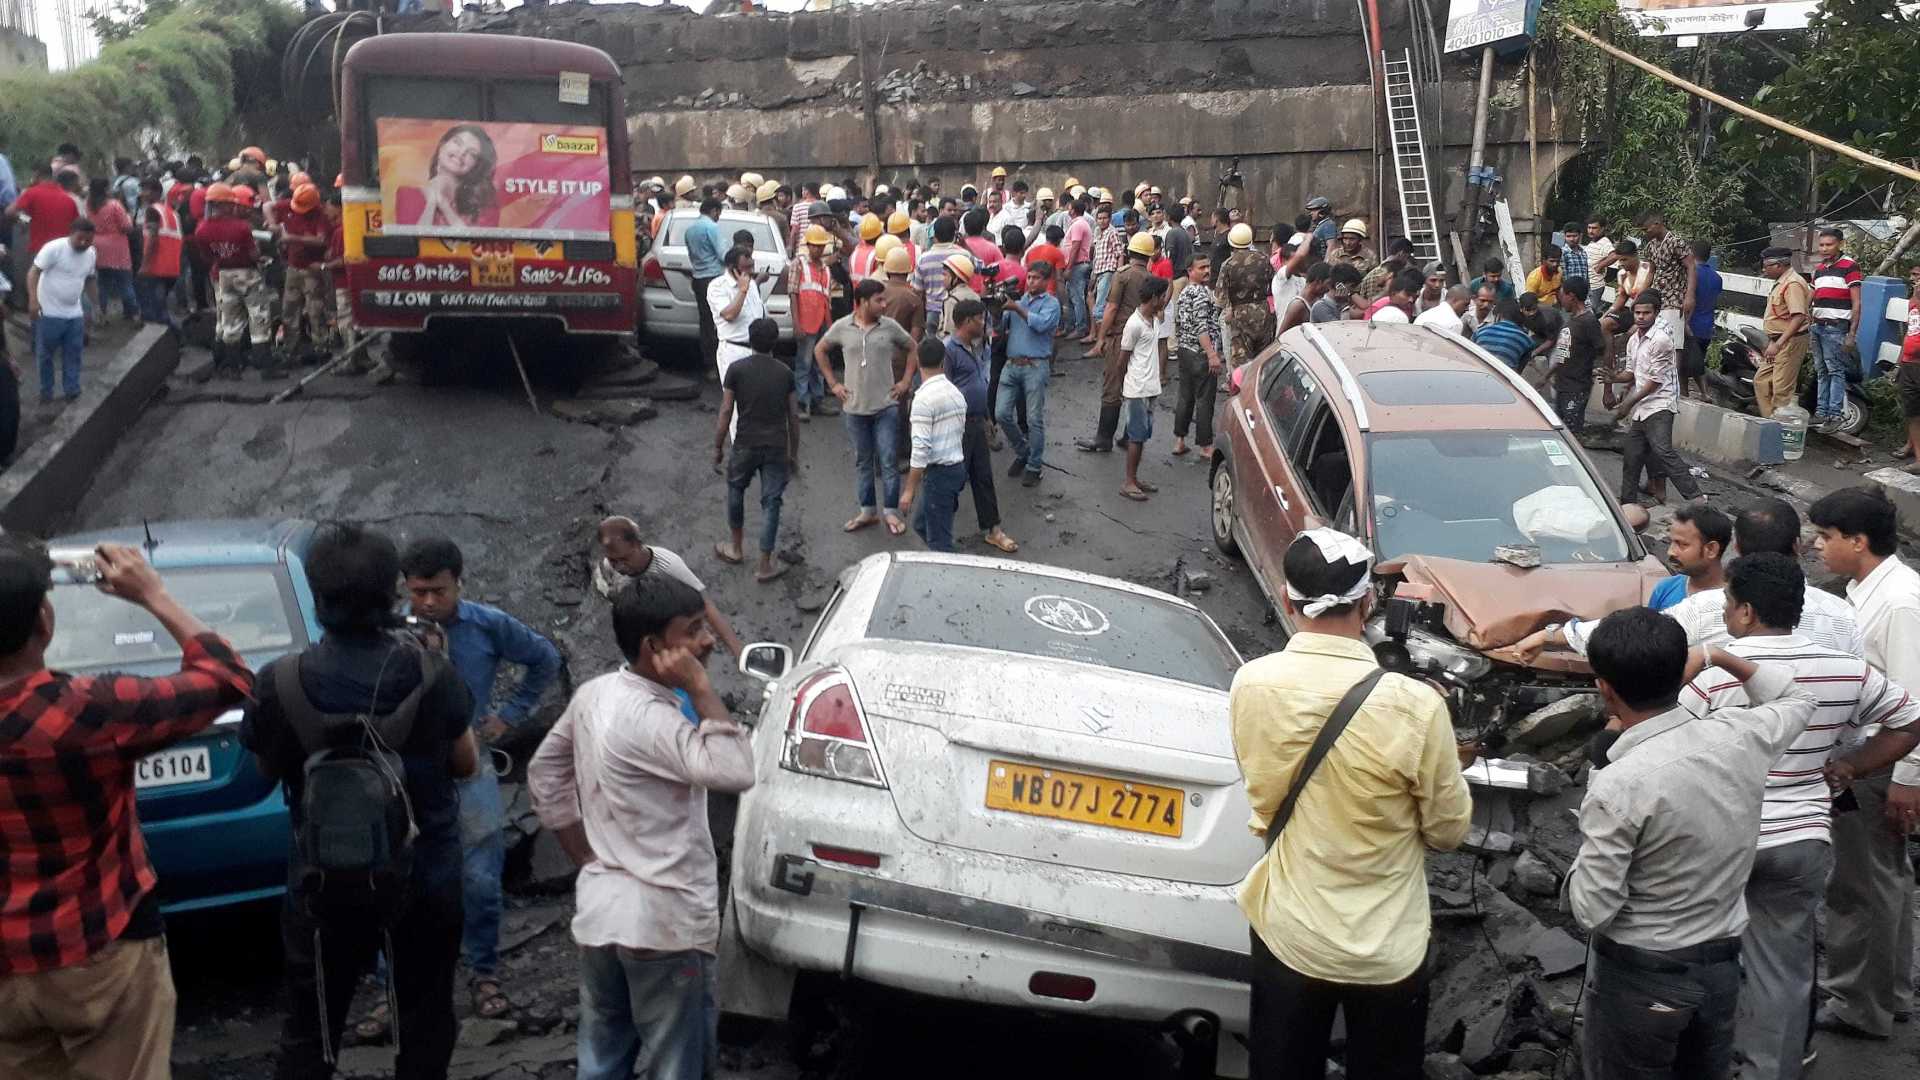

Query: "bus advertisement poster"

xmin=376 ymin=118 xmax=613 ymax=241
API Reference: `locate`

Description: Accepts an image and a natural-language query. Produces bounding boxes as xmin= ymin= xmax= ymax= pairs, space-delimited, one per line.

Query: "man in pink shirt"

xmin=1060 ymin=196 xmax=1094 ymax=338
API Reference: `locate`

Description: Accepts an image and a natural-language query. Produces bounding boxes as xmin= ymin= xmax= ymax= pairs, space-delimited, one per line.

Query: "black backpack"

xmin=275 ymin=646 xmax=441 ymax=925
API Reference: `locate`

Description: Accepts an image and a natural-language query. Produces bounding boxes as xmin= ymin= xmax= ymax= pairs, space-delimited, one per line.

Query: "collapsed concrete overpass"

xmin=451 ymin=0 xmax=1585 ymax=245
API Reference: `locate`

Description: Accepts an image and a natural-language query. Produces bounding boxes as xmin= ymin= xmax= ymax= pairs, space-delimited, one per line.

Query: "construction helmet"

xmin=646 ymin=175 xmax=666 ymax=190
xmin=858 ymin=214 xmax=884 ymax=241
xmin=1067 ymin=184 xmax=1086 ymax=199
xmin=674 ymin=175 xmax=696 ymax=197
xmin=240 ymin=146 xmax=265 ymax=165
xmin=230 ymin=185 xmax=256 ymax=209
xmin=873 ymin=183 xmax=891 ymax=197
xmin=887 ymin=211 xmax=910 ymax=236
xmin=288 ymin=171 xmax=312 ymax=189
xmin=227 ymin=158 xmax=244 ymax=173
xmin=1340 ymin=218 xmax=1368 ymax=239
xmin=943 ymin=253 xmax=975 ymax=280
xmin=1228 ymin=223 xmax=1255 ymax=249
xmin=873 ymin=234 xmax=903 ymax=263
xmin=291 ymin=184 xmax=320 ymax=213
xmin=756 ymin=180 xmax=780 ymax=204
xmin=1063 ymin=176 xmax=1081 ymax=191
xmin=740 ymin=171 xmax=764 ymax=189
xmin=990 ymin=166 xmax=1008 ymax=179
xmin=883 ymin=247 xmax=914 ymax=275
xmin=1127 ymin=232 xmax=1157 ymax=258
xmin=205 ymin=182 xmax=234 ymax=205
xmin=725 ymin=183 xmax=748 ymax=204
xmin=1036 ymin=187 xmax=1055 ymax=203
xmin=803 ymin=223 xmax=832 ymax=247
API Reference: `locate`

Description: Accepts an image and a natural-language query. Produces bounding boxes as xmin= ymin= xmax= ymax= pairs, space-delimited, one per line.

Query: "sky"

xmin=26 ymin=0 xmax=840 ymax=72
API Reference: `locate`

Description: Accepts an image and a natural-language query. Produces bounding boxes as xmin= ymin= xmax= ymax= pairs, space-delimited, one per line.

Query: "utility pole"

xmin=1452 ymin=45 xmax=1495 ymax=276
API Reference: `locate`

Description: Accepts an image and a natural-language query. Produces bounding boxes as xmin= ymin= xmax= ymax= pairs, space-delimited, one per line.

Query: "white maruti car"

xmin=720 ymin=552 xmax=1262 ymax=1076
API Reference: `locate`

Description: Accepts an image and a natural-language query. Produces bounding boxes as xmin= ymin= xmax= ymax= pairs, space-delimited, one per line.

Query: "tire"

xmin=1837 ymin=390 xmax=1870 ymax=437
xmin=1211 ymin=459 xmax=1242 ymax=558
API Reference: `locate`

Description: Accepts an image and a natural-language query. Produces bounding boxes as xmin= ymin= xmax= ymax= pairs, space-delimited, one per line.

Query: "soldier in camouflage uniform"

xmin=1219 ymin=224 xmax=1275 ymax=366
xmin=192 ymin=183 xmax=275 ymax=374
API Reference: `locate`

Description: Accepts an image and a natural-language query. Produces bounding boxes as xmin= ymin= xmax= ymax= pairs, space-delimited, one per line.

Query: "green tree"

xmin=84 ymin=0 xmax=183 ymax=45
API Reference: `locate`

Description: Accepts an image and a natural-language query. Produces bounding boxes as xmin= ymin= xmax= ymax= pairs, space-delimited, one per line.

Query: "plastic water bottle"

xmin=1772 ymin=402 xmax=1810 ymax=462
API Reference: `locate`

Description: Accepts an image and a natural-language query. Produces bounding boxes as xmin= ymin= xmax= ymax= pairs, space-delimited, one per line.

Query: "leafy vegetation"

xmin=0 ymin=0 xmax=301 ymax=173
xmin=84 ymin=0 xmax=183 ymax=45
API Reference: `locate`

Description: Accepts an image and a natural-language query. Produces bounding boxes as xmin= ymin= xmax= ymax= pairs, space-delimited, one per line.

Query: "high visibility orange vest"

xmin=141 ymin=203 xmax=184 ymax=279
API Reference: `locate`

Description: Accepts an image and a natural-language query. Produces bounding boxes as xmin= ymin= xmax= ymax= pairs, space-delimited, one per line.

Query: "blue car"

xmin=45 ymin=519 xmax=320 ymax=914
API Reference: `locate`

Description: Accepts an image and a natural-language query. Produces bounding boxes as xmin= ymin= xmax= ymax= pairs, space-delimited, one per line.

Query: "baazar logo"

xmin=539 ymin=133 xmax=601 ymax=155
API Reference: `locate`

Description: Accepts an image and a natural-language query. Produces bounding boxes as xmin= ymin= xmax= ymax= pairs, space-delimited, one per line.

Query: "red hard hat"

xmin=230 ymin=185 xmax=256 ymax=209
xmin=291 ymin=184 xmax=320 ymax=213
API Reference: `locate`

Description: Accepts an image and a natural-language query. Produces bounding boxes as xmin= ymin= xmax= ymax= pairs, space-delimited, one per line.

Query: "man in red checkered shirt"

xmin=0 ymin=539 xmax=254 ymax=1079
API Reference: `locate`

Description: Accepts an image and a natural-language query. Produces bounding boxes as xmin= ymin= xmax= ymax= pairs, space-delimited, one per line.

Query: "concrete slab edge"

xmin=0 ymin=324 xmax=180 ymax=536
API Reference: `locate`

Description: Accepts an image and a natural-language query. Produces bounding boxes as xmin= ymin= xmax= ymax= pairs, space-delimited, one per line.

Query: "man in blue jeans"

xmin=401 ymin=537 xmax=561 ymax=1024
xmin=1808 ymin=227 xmax=1863 ymax=432
xmin=528 ymin=574 xmax=755 ymax=1080
xmin=714 ymin=318 xmax=799 ymax=583
xmin=999 ymin=261 xmax=1060 ymax=487
xmin=28 ymin=218 xmax=97 ymax=403
xmin=819 ymin=279 xmax=917 ymax=536
xmin=900 ymin=337 xmax=970 ymax=551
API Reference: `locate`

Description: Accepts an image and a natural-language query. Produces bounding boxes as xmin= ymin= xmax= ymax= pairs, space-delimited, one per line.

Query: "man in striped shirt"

xmin=1674 ymin=554 xmax=1920 ymax=1080
xmin=1808 ymin=227 xmax=1863 ymax=431
xmin=899 ymin=337 xmax=969 ymax=552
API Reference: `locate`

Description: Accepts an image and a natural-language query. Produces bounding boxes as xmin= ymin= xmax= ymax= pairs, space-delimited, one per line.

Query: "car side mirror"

xmin=739 ymin=642 xmax=792 ymax=683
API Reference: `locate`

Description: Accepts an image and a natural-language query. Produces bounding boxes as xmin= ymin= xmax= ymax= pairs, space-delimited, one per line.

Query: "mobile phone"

xmin=48 ymin=548 xmax=102 ymax=584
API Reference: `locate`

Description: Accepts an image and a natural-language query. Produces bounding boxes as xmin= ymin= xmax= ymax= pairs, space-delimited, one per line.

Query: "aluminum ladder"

xmin=1382 ymin=49 xmax=1442 ymax=264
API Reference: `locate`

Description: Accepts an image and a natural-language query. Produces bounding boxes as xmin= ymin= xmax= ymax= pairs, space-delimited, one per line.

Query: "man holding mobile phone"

xmin=706 ymin=245 xmax=767 ymax=397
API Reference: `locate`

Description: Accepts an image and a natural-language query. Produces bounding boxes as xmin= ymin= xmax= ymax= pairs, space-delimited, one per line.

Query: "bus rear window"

xmin=490 ymin=80 xmax=609 ymax=126
xmin=363 ymin=77 xmax=483 ymax=122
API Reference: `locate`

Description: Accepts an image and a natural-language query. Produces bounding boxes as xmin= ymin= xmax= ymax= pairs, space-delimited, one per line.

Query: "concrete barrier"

xmin=1864 ymin=467 xmax=1920 ymax=530
xmin=0 ymin=324 xmax=180 ymax=535
xmin=1672 ymin=397 xmax=1785 ymax=467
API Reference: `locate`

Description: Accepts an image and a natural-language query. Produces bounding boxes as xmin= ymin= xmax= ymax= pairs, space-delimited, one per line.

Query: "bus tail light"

xmin=642 ymin=257 xmax=666 ymax=286
xmin=781 ymin=670 xmax=886 ymax=788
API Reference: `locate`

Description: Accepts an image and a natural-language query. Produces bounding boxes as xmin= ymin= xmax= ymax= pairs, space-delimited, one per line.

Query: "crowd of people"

xmin=0 ymin=141 xmax=378 ymax=426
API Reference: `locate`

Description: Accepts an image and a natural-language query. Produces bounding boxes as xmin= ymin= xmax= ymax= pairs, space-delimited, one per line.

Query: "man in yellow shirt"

xmin=1230 ymin=528 xmax=1472 ymax=1079
xmin=1526 ymin=244 xmax=1563 ymax=303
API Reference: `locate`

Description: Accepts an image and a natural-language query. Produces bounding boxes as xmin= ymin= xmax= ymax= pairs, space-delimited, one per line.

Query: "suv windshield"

xmin=46 ymin=567 xmax=298 ymax=672
xmin=867 ymin=563 xmax=1240 ymax=689
xmin=1367 ymin=431 xmax=1631 ymax=565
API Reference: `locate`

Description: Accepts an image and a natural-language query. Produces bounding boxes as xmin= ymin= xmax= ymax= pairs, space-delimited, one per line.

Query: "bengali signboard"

xmin=1443 ymin=0 xmax=1538 ymax=52
xmin=1618 ymin=0 xmax=1822 ymax=35
xmin=375 ymin=118 xmax=612 ymax=242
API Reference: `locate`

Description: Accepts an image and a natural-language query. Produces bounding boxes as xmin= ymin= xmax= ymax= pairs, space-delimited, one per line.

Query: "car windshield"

xmin=1367 ymin=431 xmax=1632 ymax=565
xmin=45 ymin=567 xmax=297 ymax=672
xmin=665 ymin=215 xmax=778 ymax=251
xmin=866 ymin=563 xmax=1240 ymax=690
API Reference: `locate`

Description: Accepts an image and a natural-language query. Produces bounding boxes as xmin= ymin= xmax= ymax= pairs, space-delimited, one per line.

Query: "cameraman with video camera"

xmin=241 ymin=523 xmax=478 ymax=1080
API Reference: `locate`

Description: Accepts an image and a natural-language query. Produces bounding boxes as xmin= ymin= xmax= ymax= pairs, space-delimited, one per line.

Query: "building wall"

xmin=0 ymin=26 xmax=48 ymax=75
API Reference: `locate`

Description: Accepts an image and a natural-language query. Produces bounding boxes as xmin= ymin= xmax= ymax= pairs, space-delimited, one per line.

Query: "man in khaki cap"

xmin=1328 ymin=218 xmax=1377 ymax=274
xmin=988 ymin=166 xmax=1008 ymax=199
xmin=756 ymin=179 xmax=785 ymax=236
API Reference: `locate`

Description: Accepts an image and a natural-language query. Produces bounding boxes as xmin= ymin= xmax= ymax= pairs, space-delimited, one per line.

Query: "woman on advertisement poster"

xmin=397 ymin=124 xmax=501 ymax=229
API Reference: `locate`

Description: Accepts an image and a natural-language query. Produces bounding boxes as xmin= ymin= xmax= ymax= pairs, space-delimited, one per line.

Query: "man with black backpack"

xmin=241 ymin=523 xmax=478 ymax=1080
xmin=1228 ymin=528 xmax=1473 ymax=1080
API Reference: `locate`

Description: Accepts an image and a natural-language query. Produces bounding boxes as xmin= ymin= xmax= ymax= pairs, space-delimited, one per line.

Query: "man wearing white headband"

xmin=1230 ymin=527 xmax=1472 ymax=1078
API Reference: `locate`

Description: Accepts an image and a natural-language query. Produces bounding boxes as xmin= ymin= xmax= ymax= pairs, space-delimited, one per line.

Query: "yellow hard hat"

xmin=883 ymin=247 xmax=914 ymax=275
xmin=873 ymin=234 xmax=903 ymax=261
xmin=1095 ymin=187 xmax=1113 ymax=203
xmin=1341 ymin=218 xmax=1369 ymax=239
xmin=991 ymin=166 xmax=1008 ymax=178
xmin=674 ymin=175 xmax=696 ymax=197
xmin=741 ymin=171 xmax=764 ymax=189
xmin=1063 ymin=176 xmax=1081 ymax=191
xmin=858 ymin=214 xmax=884 ymax=241
xmin=756 ymin=180 xmax=780 ymax=204
xmin=1067 ymin=184 xmax=1086 ymax=199
xmin=944 ymin=253 xmax=976 ymax=279
xmin=1127 ymin=233 xmax=1158 ymax=257
xmin=887 ymin=211 xmax=911 ymax=236
xmin=1036 ymin=187 xmax=1055 ymax=202
xmin=803 ymin=223 xmax=832 ymax=247
xmin=725 ymin=183 xmax=748 ymax=204
xmin=1228 ymin=223 xmax=1255 ymax=249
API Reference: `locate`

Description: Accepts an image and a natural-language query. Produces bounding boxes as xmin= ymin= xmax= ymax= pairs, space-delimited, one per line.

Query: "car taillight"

xmin=642 ymin=257 xmax=665 ymax=285
xmin=781 ymin=669 xmax=886 ymax=787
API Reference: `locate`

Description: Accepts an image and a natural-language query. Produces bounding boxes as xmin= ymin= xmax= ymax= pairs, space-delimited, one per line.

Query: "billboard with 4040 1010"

xmin=375 ymin=118 xmax=613 ymax=242
xmin=1442 ymin=0 xmax=1819 ymax=52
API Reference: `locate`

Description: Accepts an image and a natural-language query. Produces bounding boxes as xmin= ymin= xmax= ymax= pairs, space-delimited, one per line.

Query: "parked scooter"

xmin=1708 ymin=324 xmax=1870 ymax=436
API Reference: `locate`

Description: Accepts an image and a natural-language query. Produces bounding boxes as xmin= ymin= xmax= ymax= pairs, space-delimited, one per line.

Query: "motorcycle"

xmin=1707 ymin=323 xmax=1870 ymax=436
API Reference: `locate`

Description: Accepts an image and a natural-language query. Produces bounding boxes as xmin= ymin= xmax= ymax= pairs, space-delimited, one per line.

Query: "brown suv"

xmin=1209 ymin=321 xmax=1665 ymax=736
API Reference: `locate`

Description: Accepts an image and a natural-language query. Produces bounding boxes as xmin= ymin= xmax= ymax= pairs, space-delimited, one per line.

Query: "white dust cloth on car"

xmin=1285 ymin=528 xmax=1374 ymax=618
xmin=1513 ymin=485 xmax=1608 ymax=544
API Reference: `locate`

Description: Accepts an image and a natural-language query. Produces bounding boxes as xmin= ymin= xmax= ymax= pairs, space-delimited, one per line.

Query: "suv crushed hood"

xmin=1396 ymin=554 xmax=1666 ymax=672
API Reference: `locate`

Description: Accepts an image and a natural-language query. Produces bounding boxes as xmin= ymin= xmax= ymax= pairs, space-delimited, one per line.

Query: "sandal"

xmin=352 ymin=1002 xmax=391 ymax=1044
xmin=1119 ymin=487 xmax=1150 ymax=502
xmin=713 ymin=543 xmax=744 ymax=565
xmin=1136 ymin=479 xmax=1160 ymax=493
xmin=883 ymin=513 xmax=907 ymax=536
xmin=984 ymin=530 xmax=1019 ymax=554
xmin=1171 ymin=444 xmax=1190 ymax=456
xmin=844 ymin=513 xmax=879 ymax=533
xmin=470 ymin=978 xmax=512 ymax=1020
xmin=756 ymin=563 xmax=791 ymax=584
